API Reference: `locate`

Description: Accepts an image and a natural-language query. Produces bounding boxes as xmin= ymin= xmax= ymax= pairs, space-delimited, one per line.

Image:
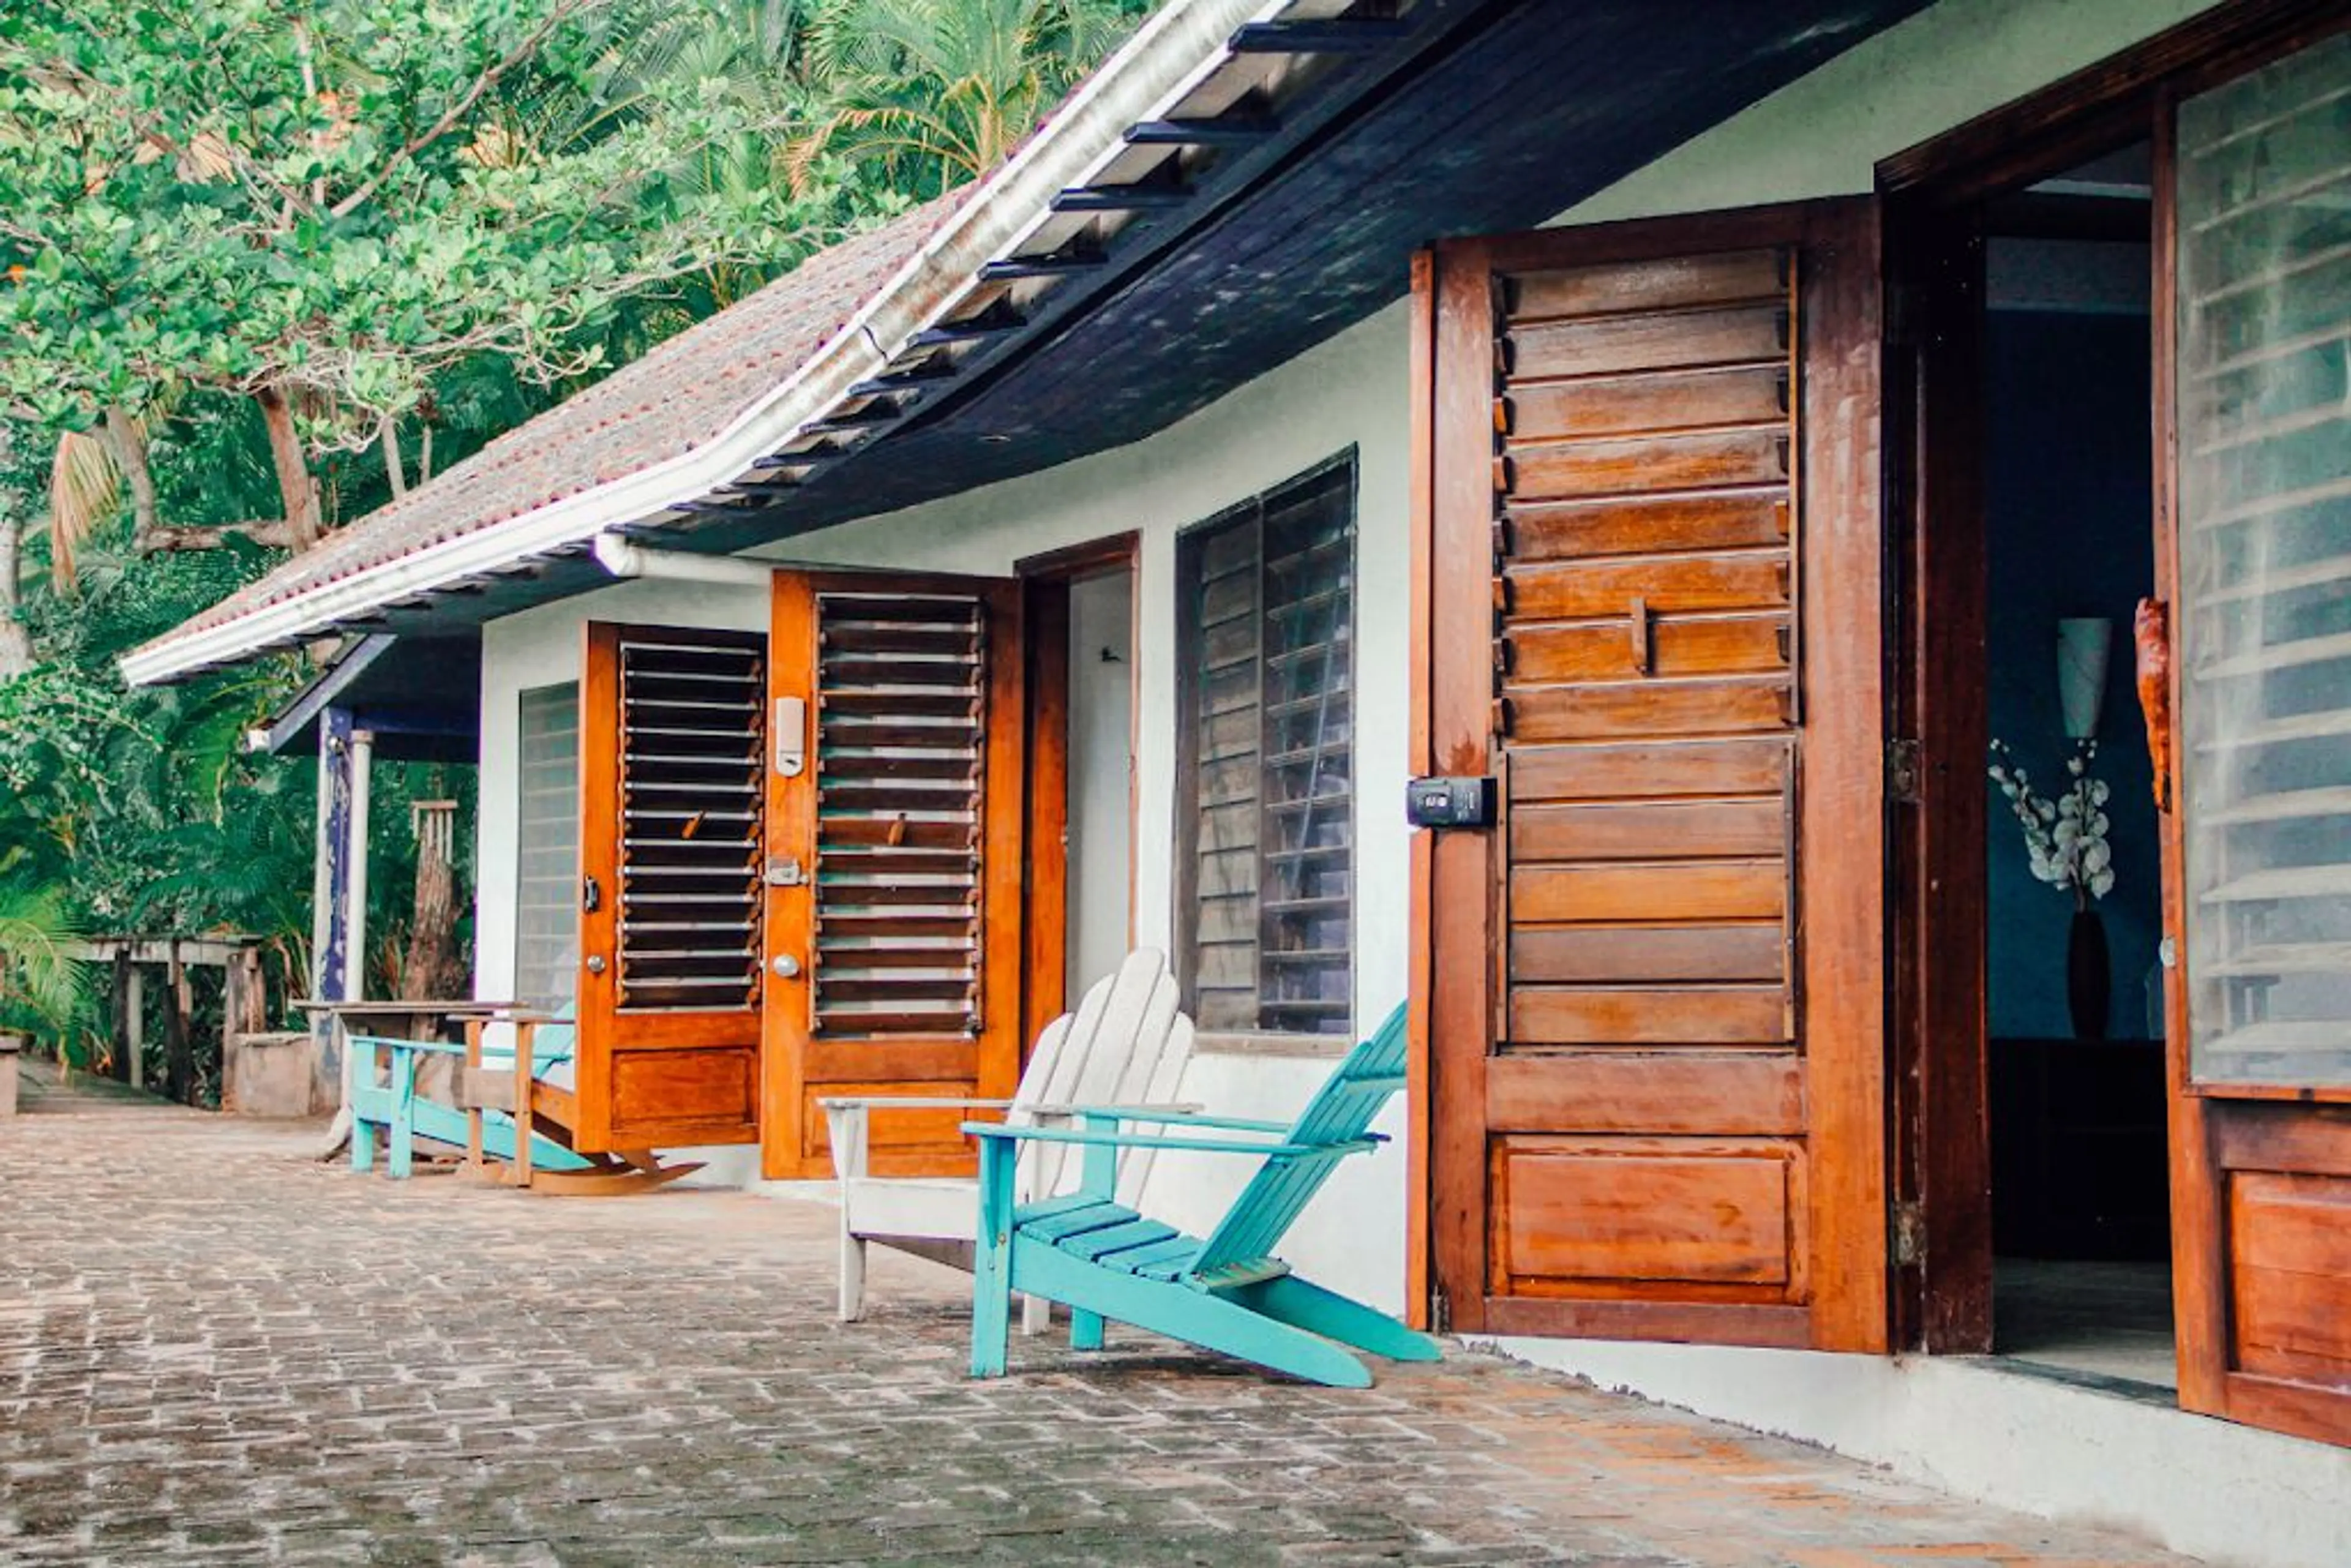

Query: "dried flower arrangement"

xmin=1988 ymin=738 xmax=2116 ymax=910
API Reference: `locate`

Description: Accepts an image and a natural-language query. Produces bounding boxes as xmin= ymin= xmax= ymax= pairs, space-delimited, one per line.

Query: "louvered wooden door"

xmin=574 ymin=624 xmax=767 ymax=1153
xmin=2159 ymin=33 xmax=2351 ymax=1449
xmin=1416 ymin=203 xmax=1889 ymax=1349
xmin=762 ymin=571 xmax=1028 ymax=1180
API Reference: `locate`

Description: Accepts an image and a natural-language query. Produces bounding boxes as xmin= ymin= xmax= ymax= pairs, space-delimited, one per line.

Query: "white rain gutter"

xmin=119 ymin=0 xmax=1292 ymax=689
xmin=591 ymin=530 xmax=775 ymax=588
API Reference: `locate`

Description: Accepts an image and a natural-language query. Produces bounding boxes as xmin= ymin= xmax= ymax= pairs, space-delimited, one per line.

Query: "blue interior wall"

xmin=1984 ymin=309 xmax=2162 ymax=1040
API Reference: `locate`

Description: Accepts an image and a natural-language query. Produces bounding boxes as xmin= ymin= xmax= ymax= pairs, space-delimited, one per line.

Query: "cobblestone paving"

xmin=1 ymin=1067 xmax=2194 ymax=1567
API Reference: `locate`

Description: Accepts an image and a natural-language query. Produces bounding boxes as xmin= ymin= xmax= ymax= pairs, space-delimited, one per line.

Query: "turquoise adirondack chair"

xmin=964 ymin=1003 xmax=1439 ymax=1388
xmin=349 ymin=1020 xmax=590 ymax=1180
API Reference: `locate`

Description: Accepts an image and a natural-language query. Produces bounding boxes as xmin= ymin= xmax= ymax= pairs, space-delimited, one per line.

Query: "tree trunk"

xmin=101 ymin=407 xmax=160 ymax=549
xmin=255 ymin=386 xmax=323 ymax=550
xmin=380 ymin=418 xmax=407 ymax=498
xmin=401 ymin=801 xmax=464 ymax=1003
xmin=0 ymin=427 xmax=30 ymax=680
xmin=418 ymin=421 xmax=433 ymax=486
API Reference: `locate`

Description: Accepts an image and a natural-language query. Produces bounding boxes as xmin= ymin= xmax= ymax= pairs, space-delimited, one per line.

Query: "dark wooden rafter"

xmin=1051 ymin=184 xmax=1196 ymax=213
xmin=911 ymin=299 xmax=1029 ymax=347
xmin=803 ymin=401 xmax=906 ymax=437
xmin=847 ymin=356 xmax=956 ymax=397
xmin=1229 ymin=17 xmax=1412 ymax=55
xmin=978 ymin=246 xmax=1109 ymax=282
xmin=1125 ymin=113 xmax=1280 ymax=147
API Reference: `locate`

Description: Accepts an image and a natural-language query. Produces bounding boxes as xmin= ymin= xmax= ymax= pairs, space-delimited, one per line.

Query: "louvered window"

xmin=615 ymin=634 xmax=765 ymax=1013
xmin=514 ymin=681 xmax=579 ymax=1011
xmin=813 ymin=593 xmax=988 ymax=1037
xmin=1176 ymin=456 xmax=1357 ymax=1038
xmin=2176 ymin=34 xmax=2351 ymax=1087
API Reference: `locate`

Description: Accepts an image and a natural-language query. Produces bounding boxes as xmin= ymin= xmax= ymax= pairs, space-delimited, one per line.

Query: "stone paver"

xmin=2 ymin=1066 xmax=2192 ymax=1567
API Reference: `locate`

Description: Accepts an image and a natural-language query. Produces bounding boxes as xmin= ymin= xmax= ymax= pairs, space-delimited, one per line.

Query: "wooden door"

xmin=761 ymin=571 xmax=1029 ymax=1179
xmin=2159 ymin=29 xmax=2351 ymax=1447
xmin=574 ymin=623 xmax=767 ymax=1153
xmin=1414 ymin=202 xmax=1889 ymax=1349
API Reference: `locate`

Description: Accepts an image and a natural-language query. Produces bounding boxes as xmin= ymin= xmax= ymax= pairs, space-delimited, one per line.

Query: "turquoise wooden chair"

xmin=349 ymin=1024 xmax=590 ymax=1180
xmin=964 ymin=1003 xmax=1439 ymax=1388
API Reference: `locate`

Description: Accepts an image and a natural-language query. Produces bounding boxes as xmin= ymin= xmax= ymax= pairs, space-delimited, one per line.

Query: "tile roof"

xmin=161 ymin=198 xmax=956 ymax=645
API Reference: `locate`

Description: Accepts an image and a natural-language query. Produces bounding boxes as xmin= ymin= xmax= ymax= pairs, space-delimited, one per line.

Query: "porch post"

xmin=312 ymin=707 xmax=354 ymax=1111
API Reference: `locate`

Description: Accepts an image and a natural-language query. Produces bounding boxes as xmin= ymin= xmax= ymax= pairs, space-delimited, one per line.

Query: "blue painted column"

xmin=311 ymin=707 xmax=354 ymax=1110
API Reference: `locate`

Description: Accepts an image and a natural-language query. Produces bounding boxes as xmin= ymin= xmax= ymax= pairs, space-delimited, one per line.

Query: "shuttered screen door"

xmin=1417 ymin=203 xmax=1888 ymax=1349
xmin=762 ymin=571 xmax=1027 ymax=1180
xmin=2162 ymin=32 xmax=2351 ymax=1449
xmin=575 ymin=624 xmax=767 ymax=1153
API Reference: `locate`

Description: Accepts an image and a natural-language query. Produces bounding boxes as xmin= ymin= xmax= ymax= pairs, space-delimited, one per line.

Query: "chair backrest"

xmin=1009 ymin=949 xmax=1193 ymax=1204
xmin=1187 ymin=1003 xmax=1408 ymax=1281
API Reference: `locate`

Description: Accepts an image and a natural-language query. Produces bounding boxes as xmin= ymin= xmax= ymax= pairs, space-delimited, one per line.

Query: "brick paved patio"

xmin=1 ymin=1065 xmax=2195 ymax=1567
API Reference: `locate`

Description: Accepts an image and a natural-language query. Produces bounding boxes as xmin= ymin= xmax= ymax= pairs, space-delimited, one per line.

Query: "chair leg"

xmin=839 ymin=1223 xmax=868 ymax=1323
xmin=1240 ymin=1275 xmax=1444 ymax=1363
xmin=1021 ymin=1293 xmax=1050 ymax=1337
xmin=1071 ymin=1309 xmax=1105 ymax=1352
xmin=970 ymin=1140 xmax=1015 ymax=1378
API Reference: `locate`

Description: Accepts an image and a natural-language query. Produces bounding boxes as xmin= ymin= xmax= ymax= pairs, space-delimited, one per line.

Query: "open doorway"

xmin=1974 ymin=145 xmax=2173 ymax=1388
xmin=1064 ymin=565 xmax=1136 ymax=1000
xmin=1900 ymin=142 xmax=2181 ymax=1386
xmin=1018 ymin=533 xmax=1139 ymax=1048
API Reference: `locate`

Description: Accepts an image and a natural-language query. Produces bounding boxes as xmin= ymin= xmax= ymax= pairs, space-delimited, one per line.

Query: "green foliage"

xmin=0 ymin=0 xmax=1156 ymax=1084
xmin=0 ymin=0 xmax=848 ymax=459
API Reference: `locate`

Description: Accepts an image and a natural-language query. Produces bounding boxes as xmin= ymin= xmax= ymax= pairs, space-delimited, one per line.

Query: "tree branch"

xmin=328 ymin=0 xmax=604 ymax=219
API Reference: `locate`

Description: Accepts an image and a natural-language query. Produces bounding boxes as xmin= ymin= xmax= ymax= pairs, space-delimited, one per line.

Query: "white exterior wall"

xmin=471 ymin=0 xmax=2233 ymax=1321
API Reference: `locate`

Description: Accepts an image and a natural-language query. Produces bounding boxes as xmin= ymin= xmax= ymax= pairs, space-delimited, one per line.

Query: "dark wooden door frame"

xmin=1875 ymin=0 xmax=2351 ymax=1356
xmin=1014 ymin=531 xmax=1141 ymax=1057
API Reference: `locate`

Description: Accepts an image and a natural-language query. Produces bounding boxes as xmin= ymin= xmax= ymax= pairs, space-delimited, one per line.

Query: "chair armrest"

xmin=962 ymin=1122 xmax=1377 ymax=1160
xmin=816 ymin=1095 xmax=1018 ymax=1112
xmin=1024 ymin=1101 xmax=1205 ymax=1120
xmin=348 ymin=1035 xmax=468 ymax=1057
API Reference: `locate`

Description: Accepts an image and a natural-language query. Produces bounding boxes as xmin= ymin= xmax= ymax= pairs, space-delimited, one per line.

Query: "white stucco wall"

xmin=1553 ymin=0 xmax=2227 ymax=228
xmin=469 ymin=0 xmax=2237 ymax=1323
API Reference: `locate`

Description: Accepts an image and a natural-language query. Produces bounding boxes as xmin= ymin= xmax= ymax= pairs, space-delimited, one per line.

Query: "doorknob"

xmin=585 ymin=955 xmax=608 ymax=975
xmin=771 ymin=955 xmax=803 ymax=979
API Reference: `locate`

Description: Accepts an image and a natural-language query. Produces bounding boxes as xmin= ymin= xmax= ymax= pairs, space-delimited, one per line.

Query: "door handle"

xmin=1628 ymin=595 xmax=1651 ymax=677
xmin=774 ymin=696 xmax=807 ymax=776
xmin=585 ymin=955 xmax=608 ymax=975
xmin=771 ymin=955 xmax=803 ymax=979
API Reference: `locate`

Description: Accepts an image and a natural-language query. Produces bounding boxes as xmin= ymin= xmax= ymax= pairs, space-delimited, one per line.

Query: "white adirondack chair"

xmin=821 ymin=948 xmax=1194 ymax=1326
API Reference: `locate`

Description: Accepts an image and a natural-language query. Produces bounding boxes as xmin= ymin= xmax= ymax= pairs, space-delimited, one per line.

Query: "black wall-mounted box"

xmin=1405 ymin=776 xmax=1496 ymax=829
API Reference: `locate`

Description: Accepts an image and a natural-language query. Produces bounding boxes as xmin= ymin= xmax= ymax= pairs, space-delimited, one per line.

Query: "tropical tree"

xmin=793 ymin=0 xmax=1146 ymax=197
xmin=0 ymin=0 xmax=842 ymax=555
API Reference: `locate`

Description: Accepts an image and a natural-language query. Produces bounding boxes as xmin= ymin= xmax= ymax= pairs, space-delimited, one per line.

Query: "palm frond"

xmin=44 ymin=429 xmax=120 ymax=592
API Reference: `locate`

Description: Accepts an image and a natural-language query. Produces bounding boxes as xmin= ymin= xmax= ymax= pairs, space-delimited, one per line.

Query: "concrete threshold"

xmin=1477 ymin=1335 xmax=2351 ymax=1568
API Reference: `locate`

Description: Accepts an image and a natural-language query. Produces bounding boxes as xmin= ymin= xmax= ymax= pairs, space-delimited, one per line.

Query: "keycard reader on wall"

xmin=1406 ymin=776 xmax=1496 ymax=829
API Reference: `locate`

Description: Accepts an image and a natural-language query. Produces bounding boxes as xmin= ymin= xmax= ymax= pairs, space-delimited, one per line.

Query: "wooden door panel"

xmin=1508 ymin=304 xmax=1790 ymax=380
xmin=1504 ymin=495 xmax=1791 ymax=560
xmin=1510 ymin=925 xmax=1786 ymax=985
xmin=1487 ymin=1053 xmax=1807 ymax=1138
xmin=762 ymin=571 xmax=1026 ymax=1180
xmin=1512 ymin=861 xmax=1787 ymax=925
xmin=1504 ymin=366 xmax=1790 ymax=444
xmin=1504 ymin=553 xmax=1790 ymax=618
xmin=1512 ymin=798 xmax=1786 ymax=861
xmin=1509 ymin=986 xmax=1788 ymax=1046
xmin=1417 ymin=200 xmax=1885 ymax=1351
xmin=1504 ymin=429 xmax=1791 ymax=500
xmin=1509 ymin=248 xmax=1788 ymax=319
xmin=574 ymin=624 xmax=766 ymax=1154
xmin=1507 ymin=613 xmax=1791 ymax=683
xmin=1491 ymin=1139 xmax=1805 ymax=1297
xmin=1501 ymin=680 xmax=1792 ymax=741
